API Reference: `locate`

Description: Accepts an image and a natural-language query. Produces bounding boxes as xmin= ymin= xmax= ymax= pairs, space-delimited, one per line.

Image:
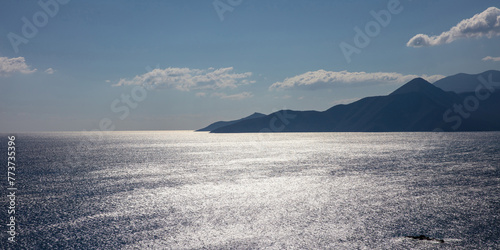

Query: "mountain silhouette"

xmin=197 ymin=112 xmax=266 ymax=131
xmin=201 ymin=71 xmax=500 ymax=133
xmin=433 ymin=70 xmax=500 ymax=93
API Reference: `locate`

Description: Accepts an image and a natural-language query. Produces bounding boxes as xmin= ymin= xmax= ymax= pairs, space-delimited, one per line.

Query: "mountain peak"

xmin=390 ymin=77 xmax=435 ymax=96
xmin=388 ymin=77 xmax=458 ymax=108
xmin=249 ymin=112 xmax=265 ymax=118
xmin=433 ymin=70 xmax=500 ymax=93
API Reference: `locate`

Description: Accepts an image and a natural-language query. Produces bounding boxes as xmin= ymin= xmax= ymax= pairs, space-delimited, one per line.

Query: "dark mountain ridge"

xmin=197 ymin=112 xmax=266 ymax=131
xmin=433 ymin=70 xmax=500 ymax=93
xmin=200 ymin=70 xmax=500 ymax=133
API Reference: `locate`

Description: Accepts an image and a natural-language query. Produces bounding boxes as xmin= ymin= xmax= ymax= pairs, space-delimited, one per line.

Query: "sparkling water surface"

xmin=3 ymin=131 xmax=499 ymax=249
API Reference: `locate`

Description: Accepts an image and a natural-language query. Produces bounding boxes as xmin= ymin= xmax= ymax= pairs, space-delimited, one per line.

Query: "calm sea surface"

xmin=1 ymin=131 xmax=499 ymax=249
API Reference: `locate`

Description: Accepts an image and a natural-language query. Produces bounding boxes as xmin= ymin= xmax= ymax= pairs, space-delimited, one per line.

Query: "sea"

xmin=1 ymin=131 xmax=499 ymax=249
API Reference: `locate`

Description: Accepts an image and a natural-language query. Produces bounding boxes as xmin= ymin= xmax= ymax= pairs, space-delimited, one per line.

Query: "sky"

xmin=0 ymin=0 xmax=499 ymax=131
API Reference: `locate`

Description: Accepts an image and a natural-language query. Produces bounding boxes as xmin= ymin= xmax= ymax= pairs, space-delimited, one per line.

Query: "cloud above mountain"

xmin=482 ymin=56 xmax=500 ymax=62
xmin=0 ymin=57 xmax=36 ymax=76
xmin=269 ymin=70 xmax=445 ymax=90
xmin=211 ymin=91 xmax=253 ymax=100
xmin=114 ymin=67 xmax=254 ymax=91
xmin=407 ymin=7 xmax=500 ymax=47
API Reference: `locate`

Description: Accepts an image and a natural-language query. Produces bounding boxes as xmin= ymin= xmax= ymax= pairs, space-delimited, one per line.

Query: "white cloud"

xmin=105 ymin=80 xmax=111 ymax=83
xmin=482 ymin=56 xmax=500 ymax=62
xmin=114 ymin=67 xmax=254 ymax=91
xmin=44 ymin=68 xmax=55 ymax=74
xmin=211 ymin=91 xmax=253 ymax=100
xmin=407 ymin=7 xmax=500 ymax=47
xmin=269 ymin=70 xmax=445 ymax=90
xmin=195 ymin=92 xmax=206 ymax=97
xmin=0 ymin=57 xmax=36 ymax=76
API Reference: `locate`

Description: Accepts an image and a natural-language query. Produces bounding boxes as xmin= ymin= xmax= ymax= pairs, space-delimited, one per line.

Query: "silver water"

xmin=5 ymin=131 xmax=499 ymax=249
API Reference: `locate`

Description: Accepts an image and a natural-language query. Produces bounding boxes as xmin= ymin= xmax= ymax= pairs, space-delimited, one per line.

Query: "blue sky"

xmin=1 ymin=0 xmax=499 ymax=131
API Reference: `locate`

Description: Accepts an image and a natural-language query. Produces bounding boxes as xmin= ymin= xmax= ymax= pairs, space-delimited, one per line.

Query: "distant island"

xmin=198 ymin=70 xmax=500 ymax=133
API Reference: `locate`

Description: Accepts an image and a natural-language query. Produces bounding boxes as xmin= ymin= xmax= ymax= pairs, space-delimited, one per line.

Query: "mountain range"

xmin=433 ymin=70 xmax=500 ymax=93
xmin=199 ymin=70 xmax=500 ymax=133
